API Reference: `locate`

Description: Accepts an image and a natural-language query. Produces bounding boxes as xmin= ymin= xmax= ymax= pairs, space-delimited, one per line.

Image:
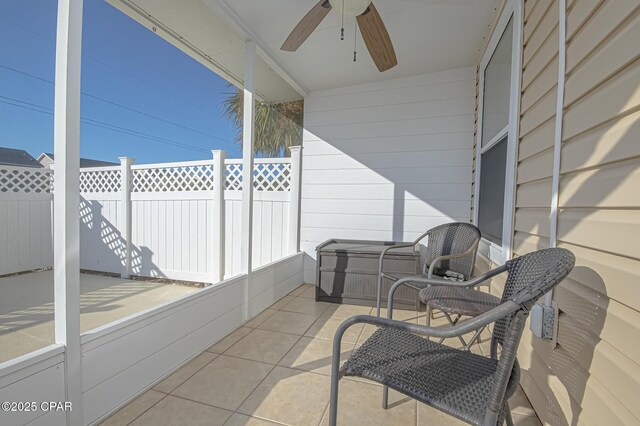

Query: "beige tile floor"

xmin=0 ymin=270 xmax=197 ymax=363
xmin=102 ymin=284 xmax=542 ymax=426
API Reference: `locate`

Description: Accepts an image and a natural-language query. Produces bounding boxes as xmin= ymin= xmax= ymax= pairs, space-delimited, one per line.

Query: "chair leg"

xmin=329 ymin=374 xmax=340 ymax=426
xmin=463 ymin=325 xmax=487 ymax=351
xmin=382 ymin=385 xmax=389 ymax=409
xmin=424 ymin=304 xmax=432 ymax=341
xmin=330 ymin=322 xmax=351 ymax=426
xmin=437 ymin=313 xmax=459 ymax=344
xmin=503 ymin=401 xmax=514 ymax=426
xmin=376 ymin=274 xmax=384 ymax=317
xmin=490 ymin=338 xmax=499 ymax=360
xmin=329 ymin=352 xmax=342 ymax=425
xmin=387 ymin=279 xmax=411 ymax=321
xmin=438 ymin=312 xmax=467 ymax=348
xmin=381 ymin=280 xmax=407 ymax=410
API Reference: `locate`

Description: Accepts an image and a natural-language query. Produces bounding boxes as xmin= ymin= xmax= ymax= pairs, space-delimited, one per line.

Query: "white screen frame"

xmin=473 ymin=0 xmax=523 ymax=265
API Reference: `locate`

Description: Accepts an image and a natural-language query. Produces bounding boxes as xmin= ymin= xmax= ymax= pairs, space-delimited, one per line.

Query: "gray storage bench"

xmin=315 ymin=239 xmax=421 ymax=310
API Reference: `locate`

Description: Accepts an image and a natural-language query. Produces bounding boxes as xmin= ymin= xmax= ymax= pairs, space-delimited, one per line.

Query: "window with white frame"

xmin=475 ymin=1 xmax=521 ymax=264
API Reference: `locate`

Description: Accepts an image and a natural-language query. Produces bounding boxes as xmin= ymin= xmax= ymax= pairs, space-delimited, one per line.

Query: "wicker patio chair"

xmin=375 ymin=222 xmax=481 ymax=316
xmin=330 ymin=248 xmax=575 ymax=426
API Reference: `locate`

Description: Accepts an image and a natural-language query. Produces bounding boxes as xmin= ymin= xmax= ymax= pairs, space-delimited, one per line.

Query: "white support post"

xmin=288 ymin=146 xmax=302 ymax=255
xmin=53 ymin=0 xmax=83 ymax=424
xmin=212 ymin=150 xmax=226 ymax=283
xmin=546 ymin=0 xmax=567 ymax=305
xmin=549 ymin=0 xmax=566 ymax=253
xmin=241 ymin=41 xmax=256 ymax=319
xmin=119 ymin=157 xmax=135 ymax=279
xmin=530 ymin=0 xmax=566 ymax=342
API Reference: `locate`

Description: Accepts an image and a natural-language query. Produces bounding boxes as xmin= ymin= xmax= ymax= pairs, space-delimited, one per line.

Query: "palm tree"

xmin=221 ymin=84 xmax=303 ymax=157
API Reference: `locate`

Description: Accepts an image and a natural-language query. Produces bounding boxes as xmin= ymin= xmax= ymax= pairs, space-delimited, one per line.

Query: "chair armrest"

xmin=375 ymin=232 xmax=431 ymax=316
xmin=377 ymin=242 xmax=416 ymax=273
xmin=377 ymin=229 xmax=432 ymax=275
xmin=426 ymin=238 xmax=480 ymax=278
xmin=334 ymin=301 xmax=520 ymax=345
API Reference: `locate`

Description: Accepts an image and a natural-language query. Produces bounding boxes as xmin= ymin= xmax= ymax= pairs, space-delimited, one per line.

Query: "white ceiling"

xmin=107 ymin=0 xmax=502 ymax=101
xmin=221 ymin=0 xmax=502 ymax=93
xmin=107 ymin=0 xmax=303 ymax=103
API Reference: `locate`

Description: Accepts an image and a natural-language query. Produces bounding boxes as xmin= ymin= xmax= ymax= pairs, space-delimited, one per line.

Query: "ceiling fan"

xmin=281 ymin=0 xmax=398 ymax=72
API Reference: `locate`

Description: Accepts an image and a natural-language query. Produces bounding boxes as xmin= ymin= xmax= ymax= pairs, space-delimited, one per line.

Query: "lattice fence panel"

xmin=79 ymin=169 xmax=122 ymax=193
xmin=225 ymin=162 xmax=291 ymax=191
xmin=254 ymin=163 xmax=291 ymax=191
xmin=225 ymin=163 xmax=243 ymax=190
xmin=131 ymin=164 xmax=215 ymax=192
xmin=0 ymin=167 xmax=53 ymax=193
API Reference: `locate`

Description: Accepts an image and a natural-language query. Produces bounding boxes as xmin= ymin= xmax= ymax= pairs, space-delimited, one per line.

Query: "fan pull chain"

xmin=340 ymin=0 xmax=345 ymax=40
xmin=353 ymin=22 xmax=357 ymax=62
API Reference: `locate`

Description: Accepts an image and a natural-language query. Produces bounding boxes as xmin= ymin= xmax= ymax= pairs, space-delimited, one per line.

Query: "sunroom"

xmin=1 ymin=0 xmax=638 ymax=425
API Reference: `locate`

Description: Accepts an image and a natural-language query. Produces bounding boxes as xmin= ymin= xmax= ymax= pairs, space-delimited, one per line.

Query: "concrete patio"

xmin=101 ymin=284 xmax=541 ymax=426
xmin=0 ymin=270 xmax=197 ymax=363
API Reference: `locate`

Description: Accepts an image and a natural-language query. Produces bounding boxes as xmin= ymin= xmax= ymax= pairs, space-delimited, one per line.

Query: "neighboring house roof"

xmin=38 ymin=153 xmax=118 ymax=168
xmin=0 ymin=147 xmax=44 ymax=168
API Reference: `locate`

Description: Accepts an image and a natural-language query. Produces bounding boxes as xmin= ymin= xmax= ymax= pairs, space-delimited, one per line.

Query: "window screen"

xmin=477 ymin=136 xmax=508 ymax=245
xmin=481 ymin=18 xmax=513 ymax=146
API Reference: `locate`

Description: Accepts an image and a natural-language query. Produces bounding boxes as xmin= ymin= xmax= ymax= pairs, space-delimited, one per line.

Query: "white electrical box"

xmin=529 ymin=302 xmax=558 ymax=345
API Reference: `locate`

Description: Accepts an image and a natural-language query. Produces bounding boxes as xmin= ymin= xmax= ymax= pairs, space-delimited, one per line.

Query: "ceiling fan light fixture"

xmin=328 ymin=0 xmax=372 ymax=17
xmin=281 ymin=0 xmax=397 ymax=72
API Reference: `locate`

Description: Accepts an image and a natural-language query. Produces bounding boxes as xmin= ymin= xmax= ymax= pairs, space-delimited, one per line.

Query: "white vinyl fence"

xmin=0 ymin=166 xmax=53 ymax=275
xmin=0 ymin=153 xmax=304 ymax=426
xmin=0 ymin=151 xmax=300 ymax=284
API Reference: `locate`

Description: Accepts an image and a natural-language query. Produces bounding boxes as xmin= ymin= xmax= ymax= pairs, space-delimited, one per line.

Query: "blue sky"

xmin=0 ymin=0 xmax=243 ymax=163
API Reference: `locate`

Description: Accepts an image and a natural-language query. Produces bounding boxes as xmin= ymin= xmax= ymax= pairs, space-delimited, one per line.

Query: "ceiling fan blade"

xmin=281 ymin=0 xmax=332 ymax=52
xmin=356 ymin=3 xmax=398 ymax=72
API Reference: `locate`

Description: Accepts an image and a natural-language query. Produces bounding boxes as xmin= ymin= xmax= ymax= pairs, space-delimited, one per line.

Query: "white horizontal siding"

xmin=302 ymin=150 xmax=472 ymax=170
xmin=302 ymin=132 xmax=472 ymax=155
xmin=301 ymin=198 xmax=471 ymax=219
xmin=301 ymin=67 xmax=476 ymax=281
